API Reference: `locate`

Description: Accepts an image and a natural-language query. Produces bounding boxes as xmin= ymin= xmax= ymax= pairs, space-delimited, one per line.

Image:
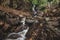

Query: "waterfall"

xmin=5 ymin=27 xmax=29 ymax=40
xmin=32 ymin=4 xmax=37 ymax=17
xmin=5 ymin=17 xmax=29 ymax=40
xmin=21 ymin=17 xmax=26 ymax=26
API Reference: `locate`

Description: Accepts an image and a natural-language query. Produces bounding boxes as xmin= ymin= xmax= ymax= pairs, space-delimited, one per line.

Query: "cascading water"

xmin=5 ymin=17 xmax=29 ymax=40
xmin=21 ymin=17 xmax=26 ymax=26
xmin=5 ymin=27 xmax=29 ymax=40
xmin=32 ymin=4 xmax=37 ymax=17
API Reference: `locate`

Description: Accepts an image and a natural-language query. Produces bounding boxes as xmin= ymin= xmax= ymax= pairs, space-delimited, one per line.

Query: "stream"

xmin=5 ymin=17 xmax=29 ymax=40
xmin=5 ymin=4 xmax=37 ymax=40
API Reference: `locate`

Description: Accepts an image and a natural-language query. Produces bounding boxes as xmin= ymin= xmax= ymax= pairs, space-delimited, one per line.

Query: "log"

xmin=0 ymin=5 xmax=31 ymax=17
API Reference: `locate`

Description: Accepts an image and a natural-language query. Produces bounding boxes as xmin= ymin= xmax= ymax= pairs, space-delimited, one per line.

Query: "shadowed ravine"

xmin=0 ymin=0 xmax=60 ymax=40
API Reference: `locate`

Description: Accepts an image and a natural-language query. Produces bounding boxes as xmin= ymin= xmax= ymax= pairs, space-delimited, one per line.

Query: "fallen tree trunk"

xmin=0 ymin=5 xmax=31 ymax=17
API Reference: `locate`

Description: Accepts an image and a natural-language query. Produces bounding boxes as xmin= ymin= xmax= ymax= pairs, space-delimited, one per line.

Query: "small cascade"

xmin=21 ymin=17 xmax=26 ymax=26
xmin=32 ymin=4 xmax=37 ymax=17
xmin=5 ymin=27 xmax=29 ymax=40
xmin=5 ymin=17 xmax=29 ymax=40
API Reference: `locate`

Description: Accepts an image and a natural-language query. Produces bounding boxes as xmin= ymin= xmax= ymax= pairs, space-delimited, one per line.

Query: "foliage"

xmin=28 ymin=0 xmax=60 ymax=9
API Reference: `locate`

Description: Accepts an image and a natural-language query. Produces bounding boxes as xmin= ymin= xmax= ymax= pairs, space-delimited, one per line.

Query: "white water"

xmin=5 ymin=27 xmax=29 ymax=40
xmin=32 ymin=5 xmax=37 ymax=17
xmin=5 ymin=17 xmax=29 ymax=40
xmin=21 ymin=17 xmax=26 ymax=26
